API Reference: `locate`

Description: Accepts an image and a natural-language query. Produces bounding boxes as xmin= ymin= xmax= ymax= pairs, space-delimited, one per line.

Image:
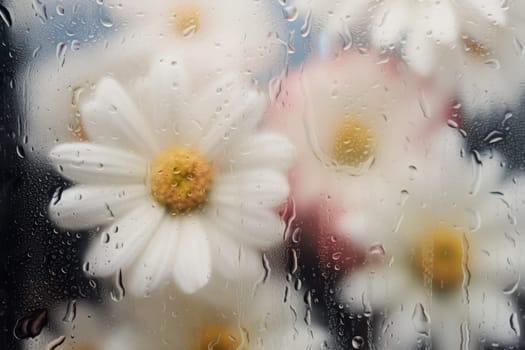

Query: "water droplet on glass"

xmin=56 ymin=4 xmax=65 ymax=16
xmin=411 ymin=303 xmax=430 ymax=336
xmin=71 ymin=40 xmax=81 ymax=51
xmin=0 ymin=4 xmax=12 ymax=27
xmin=15 ymin=145 xmax=25 ymax=159
xmin=282 ymin=6 xmax=298 ymax=22
xmin=100 ymin=15 xmax=114 ymax=28
xmin=503 ymin=274 xmax=520 ymax=295
xmin=46 ymin=335 xmax=66 ymax=350
xmin=510 ymin=312 xmax=520 ymax=336
xmin=110 ymin=269 xmax=126 ymax=302
xmin=14 ymin=309 xmax=48 ymax=339
xmin=31 ymin=0 xmax=47 ymax=22
xmin=56 ymin=42 xmax=67 ymax=68
xmin=352 ymin=336 xmax=365 ymax=349
xmin=300 ymin=9 xmax=312 ymax=37
xmin=484 ymin=59 xmax=501 ymax=69
xmin=62 ymin=299 xmax=76 ymax=322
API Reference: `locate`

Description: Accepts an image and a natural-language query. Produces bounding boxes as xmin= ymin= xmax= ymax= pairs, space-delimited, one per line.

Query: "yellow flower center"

xmin=192 ymin=324 xmax=248 ymax=350
xmin=171 ymin=4 xmax=201 ymax=36
xmin=414 ymin=223 xmax=466 ymax=291
xmin=462 ymin=36 xmax=491 ymax=58
xmin=150 ymin=145 xmax=212 ymax=214
xmin=332 ymin=116 xmax=376 ymax=167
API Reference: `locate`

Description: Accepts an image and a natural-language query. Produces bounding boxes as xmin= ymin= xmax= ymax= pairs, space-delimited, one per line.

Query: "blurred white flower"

xmin=48 ymin=50 xmax=294 ymax=296
xmin=129 ymin=278 xmax=328 ymax=350
xmin=266 ymin=52 xmax=449 ymax=211
xmin=105 ymin=0 xmax=287 ymax=78
xmin=340 ymin=129 xmax=520 ymax=349
xmin=22 ymin=301 xmax=140 ymax=350
xmin=295 ymin=0 xmax=525 ymax=113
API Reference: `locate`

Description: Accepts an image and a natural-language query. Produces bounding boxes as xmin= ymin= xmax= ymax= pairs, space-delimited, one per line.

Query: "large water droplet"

xmin=62 ymin=299 xmax=76 ymax=322
xmin=14 ymin=309 xmax=48 ymax=339
xmin=411 ymin=303 xmax=430 ymax=336
xmin=282 ymin=6 xmax=298 ymax=22
xmin=0 ymin=4 xmax=12 ymax=27
xmin=110 ymin=269 xmax=126 ymax=302
xmin=352 ymin=336 xmax=365 ymax=349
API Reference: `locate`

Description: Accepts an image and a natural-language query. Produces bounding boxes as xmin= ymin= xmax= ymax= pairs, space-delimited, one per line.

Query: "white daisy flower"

xmin=266 ymin=52 xmax=449 ymax=211
xmin=47 ymin=50 xmax=294 ymax=296
xmin=17 ymin=18 xmax=165 ymax=161
xmin=22 ymin=301 xmax=141 ymax=350
xmin=340 ymin=129 xmax=520 ymax=349
xmin=295 ymin=0 xmax=525 ymax=113
xmin=129 ymin=278 xmax=329 ymax=350
xmin=104 ymin=0 xmax=287 ymax=79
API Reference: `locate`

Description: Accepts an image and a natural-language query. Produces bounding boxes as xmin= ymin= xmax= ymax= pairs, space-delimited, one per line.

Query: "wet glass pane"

xmin=2 ymin=1 xmax=525 ymax=349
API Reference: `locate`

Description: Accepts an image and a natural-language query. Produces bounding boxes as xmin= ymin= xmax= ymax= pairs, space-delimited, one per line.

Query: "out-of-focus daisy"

xmin=48 ymin=50 xmax=294 ymax=296
xmin=22 ymin=301 xmax=141 ymax=350
xmin=296 ymin=0 xmax=525 ymax=113
xmin=266 ymin=51 xmax=449 ymax=211
xmin=105 ymin=0 xmax=287 ymax=79
xmin=340 ymin=129 xmax=520 ymax=349
xmin=130 ymin=278 xmax=329 ymax=350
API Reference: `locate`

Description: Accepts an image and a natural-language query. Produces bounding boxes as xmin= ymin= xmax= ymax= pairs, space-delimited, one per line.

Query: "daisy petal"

xmin=340 ymin=265 xmax=408 ymax=313
xmin=428 ymin=0 xmax=458 ymax=43
xmin=210 ymin=169 xmax=290 ymax=209
xmin=139 ymin=52 xmax=191 ymax=146
xmin=227 ymin=133 xmax=295 ymax=172
xmin=85 ymin=200 xmax=165 ymax=277
xmin=172 ymin=217 xmax=211 ymax=293
xmin=198 ymin=88 xmax=267 ymax=156
xmin=128 ymin=217 xmax=180 ymax=296
xmin=49 ymin=185 xmax=147 ymax=230
xmin=469 ymin=286 xmax=520 ymax=346
xmin=207 ymin=205 xmax=284 ymax=248
xmin=206 ymin=228 xmax=263 ymax=279
xmin=403 ymin=27 xmax=436 ymax=75
xmin=463 ymin=0 xmax=507 ymax=25
xmin=371 ymin=0 xmax=408 ymax=48
xmin=50 ymin=143 xmax=147 ymax=184
xmin=379 ymin=303 xmax=424 ymax=350
xmin=80 ymin=77 xmax=158 ymax=155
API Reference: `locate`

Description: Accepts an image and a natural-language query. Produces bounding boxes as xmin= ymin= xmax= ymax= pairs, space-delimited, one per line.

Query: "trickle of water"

xmin=510 ymin=312 xmax=520 ymax=336
xmin=62 ymin=299 xmax=77 ymax=322
xmin=46 ymin=335 xmax=66 ymax=350
xmin=0 ymin=4 xmax=12 ymax=27
xmin=110 ymin=269 xmax=126 ymax=302
xmin=411 ymin=303 xmax=430 ymax=336
xmin=300 ymin=9 xmax=312 ymax=37
xmin=352 ymin=336 xmax=365 ymax=349
xmin=56 ymin=42 xmax=67 ymax=68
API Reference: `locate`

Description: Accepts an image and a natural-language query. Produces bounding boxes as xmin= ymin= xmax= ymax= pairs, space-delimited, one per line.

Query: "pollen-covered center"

xmin=414 ymin=223 xmax=466 ymax=291
xmin=332 ymin=116 xmax=376 ymax=167
xmin=150 ymin=145 xmax=212 ymax=214
xmin=191 ymin=324 xmax=248 ymax=350
xmin=462 ymin=36 xmax=491 ymax=58
xmin=171 ymin=4 xmax=201 ymax=36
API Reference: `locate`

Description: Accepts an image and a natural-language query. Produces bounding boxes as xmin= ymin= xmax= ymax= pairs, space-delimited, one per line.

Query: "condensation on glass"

xmin=1 ymin=1 xmax=524 ymax=350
